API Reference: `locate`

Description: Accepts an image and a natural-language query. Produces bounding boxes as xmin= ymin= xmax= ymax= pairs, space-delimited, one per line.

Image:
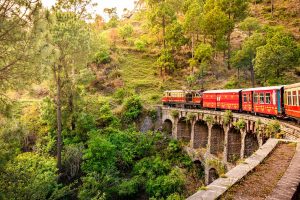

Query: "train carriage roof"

xmin=203 ymin=89 xmax=242 ymax=94
xmin=164 ymin=90 xmax=201 ymax=93
xmin=242 ymin=86 xmax=283 ymax=92
xmin=284 ymin=82 xmax=300 ymax=89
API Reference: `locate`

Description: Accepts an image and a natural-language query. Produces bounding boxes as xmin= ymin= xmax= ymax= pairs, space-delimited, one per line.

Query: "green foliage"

xmin=146 ymin=168 xmax=185 ymax=198
xmin=255 ymin=28 xmax=300 ymax=85
xmin=233 ymin=118 xmax=246 ymax=130
xmin=165 ymin=21 xmax=187 ymax=49
xmin=265 ymin=120 xmax=281 ymax=138
xmin=231 ymin=32 xmax=266 ymax=71
xmin=82 ymin=136 xmax=117 ymax=174
xmin=224 ymin=77 xmax=239 ymax=89
xmin=113 ymin=88 xmax=134 ymax=104
xmin=97 ymin=103 xmax=119 ymax=128
xmin=157 ymin=49 xmax=175 ymax=72
xmin=167 ymin=140 xmax=181 ymax=153
xmin=171 ymin=110 xmax=179 ymax=118
xmin=118 ymin=24 xmax=134 ymax=40
xmin=239 ymin=17 xmax=261 ymax=36
xmin=0 ymin=152 xmax=61 ymax=200
xmin=93 ymin=50 xmax=111 ymax=64
xmin=134 ymin=39 xmax=146 ymax=51
xmin=186 ymin=75 xmax=197 ymax=87
xmin=134 ymin=156 xmax=171 ymax=179
xmin=0 ymin=0 xmax=41 ymax=107
xmin=79 ymin=130 xmax=201 ymax=199
xmin=194 ymin=43 xmax=214 ymax=63
xmin=183 ymin=0 xmax=203 ymax=35
xmin=166 ymin=193 xmax=185 ymax=200
xmin=106 ymin=17 xmax=119 ymax=28
xmin=122 ymin=95 xmax=143 ymax=123
xmin=223 ymin=110 xmax=233 ymax=125
xmin=0 ymin=120 xmax=25 ymax=169
xmin=204 ymin=115 xmax=214 ymax=124
xmin=117 ymin=176 xmax=142 ymax=197
xmin=202 ymin=5 xmax=233 ymax=50
xmin=148 ymin=109 xmax=158 ymax=121
xmin=186 ymin=113 xmax=196 ymax=121
xmin=62 ymin=144 xmax=84 ymax=180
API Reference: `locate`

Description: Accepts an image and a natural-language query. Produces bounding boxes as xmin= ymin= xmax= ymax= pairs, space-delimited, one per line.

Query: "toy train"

xmin=162 ymin=82 xmax=300 ymax=120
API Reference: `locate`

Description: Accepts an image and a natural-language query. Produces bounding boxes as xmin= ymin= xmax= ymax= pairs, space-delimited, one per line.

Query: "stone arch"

xmin=208 ymin=168 xmax=219 ymax=184
xmin=177 ymin=117 xmax=191 ymax=142
xmin=227 ymin=128 xmax=241 ymax=162
xmin=244 ymin=131 xmax=259 ymax=158
xmin=193 ymin=160 xmax=205 ymax=177
xmin=162 ymin=119 xmax=172 ymax=136
xmin=194 ymin=120 xmax=208 ymax=149
xmin=210 ymin=124 xmax=224 ymax=157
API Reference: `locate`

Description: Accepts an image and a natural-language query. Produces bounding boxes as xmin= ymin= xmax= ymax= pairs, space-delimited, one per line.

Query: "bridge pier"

xmin=240 ymin=130 xmax=247 ymax=159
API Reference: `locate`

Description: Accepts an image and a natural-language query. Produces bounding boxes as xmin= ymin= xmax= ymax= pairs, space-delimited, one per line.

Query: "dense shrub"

xmin=0 ymin=153 xmax=62 ymax=200
xmin=146 ymin=168 xmax=185 ymax=198
xmin=93 ymin=50 xmax=111 ymax=64
xmin=122 ymin=95 xmax=143 ymax=123
xmin=118 ymin=24 xmax=134 ymax=41
xmin=97 ymin=103 xmax=120 ymax=128
xmin=82 ymin=136 xmax=117 ymax=174
xmin=0 ymin=120 xmax=25 ymax=169
xmin=134 ymin=39 xmax=146 ymax=51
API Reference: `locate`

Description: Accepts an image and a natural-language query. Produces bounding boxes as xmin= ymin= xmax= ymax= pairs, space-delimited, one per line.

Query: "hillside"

xmin=89 ymin=0 xmax=300 ymax=105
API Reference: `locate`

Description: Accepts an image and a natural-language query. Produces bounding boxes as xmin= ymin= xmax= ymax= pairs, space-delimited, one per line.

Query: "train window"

xmin=260 ymin=93 xmax=264 ymax=104
xmin=293 ymin=91 xmax=297 ymax=106
xmin=288 ymin=92 xmax=292 ymax=105
xmin=265 ymin=93 xmax=271 ymax=104
xmin=254 ymin=93 xmax=258 ymax=103
xmin=243 ymin=94 xmax=247 ymax=102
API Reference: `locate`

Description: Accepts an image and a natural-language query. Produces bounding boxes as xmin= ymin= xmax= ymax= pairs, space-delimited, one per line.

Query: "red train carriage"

xmin=162 ymin=90 xmax=203 ymax=108
xmin=203 ymin=89 xmax=242 ymax=111
xmin=242 ymin=86 xmax=284 ymax=116
xmin=284 ymin=83 xmax=300 ymax=119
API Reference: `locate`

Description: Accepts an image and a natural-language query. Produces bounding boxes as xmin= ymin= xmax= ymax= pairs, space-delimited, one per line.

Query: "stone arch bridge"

xmin=160 ymin=107 xmax=300 ymax=184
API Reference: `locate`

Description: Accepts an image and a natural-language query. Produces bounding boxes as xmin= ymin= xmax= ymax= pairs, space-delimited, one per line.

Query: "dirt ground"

xmin=221 ymin=143 xmax=296 ymax=200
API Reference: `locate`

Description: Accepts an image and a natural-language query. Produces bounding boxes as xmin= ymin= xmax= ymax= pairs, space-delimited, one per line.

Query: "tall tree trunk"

xmin=237 ymin=67 xmax=240 ymax=86
xmin=54 ymin=64 xmax=63 ymax=174
xmin=250 ymin=63 xmax=255 ymax=87
xmin=191 ymin=34 xmax=194 ymax=74
xmin=227 ymin=32 xmax=231 ymax=70
xmin=161 ymin=14 xmax=166 ymax=77
xmin=271 ymin=0 xmax=274 ymax=17
xmin=162 ymin=15 xmax=166 ymax=50
xmin=70 ymin=65 xmax=75 ymax=131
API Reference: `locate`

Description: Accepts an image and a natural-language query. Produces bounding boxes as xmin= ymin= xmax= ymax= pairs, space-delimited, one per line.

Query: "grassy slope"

xmin=120 ymin=52 xmax=185 ymax=105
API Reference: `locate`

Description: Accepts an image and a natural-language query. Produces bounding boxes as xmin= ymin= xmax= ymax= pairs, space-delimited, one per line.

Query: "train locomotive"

xmin=162 ymin=83 xmax=300 ymax=120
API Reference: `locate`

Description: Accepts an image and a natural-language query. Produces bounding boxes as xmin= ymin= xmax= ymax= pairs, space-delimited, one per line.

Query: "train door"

xmin=216 ymin=94 xmax=221 ymax=109
xmin=277 ymin=89 xmax=282 ymax=113
xmin=186 ymin=93 xmax=193 ymax=103
xmin=251 ymin=91 xmax=254 ymax=112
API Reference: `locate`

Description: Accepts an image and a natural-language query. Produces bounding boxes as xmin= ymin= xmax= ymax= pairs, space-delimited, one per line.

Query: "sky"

xmin=42 ymin=0 xmax=136 ymax=21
